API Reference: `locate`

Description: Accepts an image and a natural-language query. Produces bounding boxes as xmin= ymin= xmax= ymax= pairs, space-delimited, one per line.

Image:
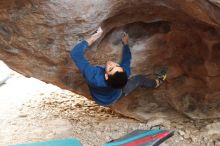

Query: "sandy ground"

xmin=0 ymin=62 xmax=219 ymax=146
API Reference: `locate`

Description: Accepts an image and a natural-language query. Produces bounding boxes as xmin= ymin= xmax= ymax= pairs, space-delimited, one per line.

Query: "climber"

xmin=70 ymin=27 xmax=167 ymax=106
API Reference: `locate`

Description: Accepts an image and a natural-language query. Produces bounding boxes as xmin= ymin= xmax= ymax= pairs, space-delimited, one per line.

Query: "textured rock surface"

xmin=1 ymin=69 xmax=218 ymax=146
xmin=0 ymin=0 xmax=220 ymax=120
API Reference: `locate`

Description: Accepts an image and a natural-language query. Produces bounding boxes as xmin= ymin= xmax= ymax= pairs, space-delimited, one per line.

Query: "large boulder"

xmin=0 ymin=0 xmax=220 ymax=120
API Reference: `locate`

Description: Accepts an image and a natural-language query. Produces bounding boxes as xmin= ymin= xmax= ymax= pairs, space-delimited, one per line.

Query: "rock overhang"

xmin=0 ymin=0 xmax=220 ymax=120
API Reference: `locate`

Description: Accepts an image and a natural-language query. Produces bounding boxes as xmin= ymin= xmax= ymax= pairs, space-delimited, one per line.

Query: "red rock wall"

xmin=0 ymin=0 xmax=220 ymax=120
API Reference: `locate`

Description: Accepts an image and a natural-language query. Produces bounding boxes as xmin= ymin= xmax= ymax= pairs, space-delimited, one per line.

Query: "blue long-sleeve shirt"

xmin=70 ymin=40 xmax=131 ymax=105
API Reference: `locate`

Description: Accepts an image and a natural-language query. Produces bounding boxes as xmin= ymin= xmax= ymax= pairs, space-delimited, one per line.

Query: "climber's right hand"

xmin=87 ymin=27 xmax=103 ymax=46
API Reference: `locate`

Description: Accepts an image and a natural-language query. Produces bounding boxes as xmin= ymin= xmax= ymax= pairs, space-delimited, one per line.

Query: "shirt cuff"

xmin=123 ymin=44 xmax=129 ymax=47
xmin=82 ymin=40 xmax=89 ymax=47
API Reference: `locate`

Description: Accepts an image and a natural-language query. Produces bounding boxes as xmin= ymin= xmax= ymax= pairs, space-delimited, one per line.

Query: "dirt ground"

xmin=0 ymin=63 xmax=219 ymax=146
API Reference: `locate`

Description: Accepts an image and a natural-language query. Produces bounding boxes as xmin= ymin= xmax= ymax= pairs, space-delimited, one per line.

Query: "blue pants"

xmin=122 ymin=75 xmax=156 ymax=97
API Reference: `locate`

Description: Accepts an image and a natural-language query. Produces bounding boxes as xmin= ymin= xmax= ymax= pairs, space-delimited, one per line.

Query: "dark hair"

xmin=106 ymin=71 xmax=128 ymax=89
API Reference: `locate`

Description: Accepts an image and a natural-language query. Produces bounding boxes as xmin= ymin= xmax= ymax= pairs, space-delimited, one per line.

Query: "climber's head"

xmin=105 ymin=61 xmax=128 ymax=89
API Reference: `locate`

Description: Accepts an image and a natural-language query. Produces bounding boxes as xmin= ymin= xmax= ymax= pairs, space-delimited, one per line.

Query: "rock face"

xmin=0 ymin=0 xmax=220 ymax=120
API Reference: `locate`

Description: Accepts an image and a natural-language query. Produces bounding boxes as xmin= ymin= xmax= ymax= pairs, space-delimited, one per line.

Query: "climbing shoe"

xmin=155 ymin=67 xmax=167 ymax=87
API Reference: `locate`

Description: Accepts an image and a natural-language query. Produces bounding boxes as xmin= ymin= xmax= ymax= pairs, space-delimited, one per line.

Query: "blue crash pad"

xmin=10 ymin=138 xmax=83 ymax=146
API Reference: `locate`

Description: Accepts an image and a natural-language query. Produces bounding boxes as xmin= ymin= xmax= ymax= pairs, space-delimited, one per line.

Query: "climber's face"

xmin=105 ymin=61 xmax=123 ymax=79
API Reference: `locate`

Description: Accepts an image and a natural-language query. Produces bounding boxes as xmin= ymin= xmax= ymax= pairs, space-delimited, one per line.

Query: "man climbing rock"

xmin=70 ymin=27 xmax=166 ymax=106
